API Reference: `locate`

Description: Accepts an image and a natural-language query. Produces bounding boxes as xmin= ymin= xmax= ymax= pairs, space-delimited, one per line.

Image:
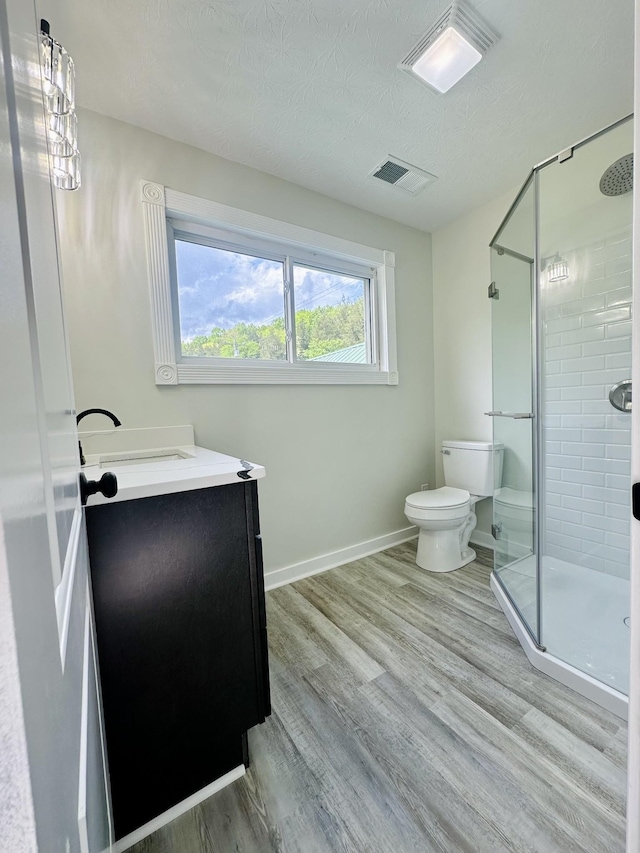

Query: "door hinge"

xmin=488 ymin=282 xmax=499 ymax=300
xmin=491 ymin=522 xmax=502 ymax=540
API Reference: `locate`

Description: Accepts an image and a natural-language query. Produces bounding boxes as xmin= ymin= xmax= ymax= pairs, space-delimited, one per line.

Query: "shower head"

xmin=599 ymin=153 xmax=633 ymax=196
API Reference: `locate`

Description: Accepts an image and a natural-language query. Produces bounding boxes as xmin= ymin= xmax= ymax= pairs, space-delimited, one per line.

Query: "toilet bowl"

xmin=404 ymin=440 xmax=503 ymax=573
xmin=405 ymin=487 xmax=478 ymax=572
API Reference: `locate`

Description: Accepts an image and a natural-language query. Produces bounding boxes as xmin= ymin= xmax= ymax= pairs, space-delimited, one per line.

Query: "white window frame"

xmin=141 ymin=180 xmax=398 ymax=385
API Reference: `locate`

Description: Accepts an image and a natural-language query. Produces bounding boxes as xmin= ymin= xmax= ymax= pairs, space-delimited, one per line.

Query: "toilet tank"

xmin=441 ymin=440 xmax=504 ymax=497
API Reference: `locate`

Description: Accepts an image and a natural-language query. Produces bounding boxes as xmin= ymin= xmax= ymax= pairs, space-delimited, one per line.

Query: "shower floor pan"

xmin=492 ymin=556 xmax=628 ymax=719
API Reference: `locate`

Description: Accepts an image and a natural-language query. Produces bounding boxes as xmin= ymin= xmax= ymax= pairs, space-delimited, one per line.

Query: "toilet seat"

xmin=405 ymin=486 xmax=470 ymax=511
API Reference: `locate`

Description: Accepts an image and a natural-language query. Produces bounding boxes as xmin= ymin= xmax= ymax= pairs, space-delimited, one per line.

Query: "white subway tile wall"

xmin=542 ymin=226 xmax=632 ymax=579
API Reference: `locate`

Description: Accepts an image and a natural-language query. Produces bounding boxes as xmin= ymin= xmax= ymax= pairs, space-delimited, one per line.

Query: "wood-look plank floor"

xmin=131 ymin=543 xmax=627 ymax=853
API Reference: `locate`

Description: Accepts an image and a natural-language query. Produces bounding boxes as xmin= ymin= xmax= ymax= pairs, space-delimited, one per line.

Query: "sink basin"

xmin=98 ymin=448 xmax=196 ymax=468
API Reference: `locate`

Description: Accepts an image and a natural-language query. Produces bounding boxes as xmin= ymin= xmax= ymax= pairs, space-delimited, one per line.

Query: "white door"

xmin=0 ymin=1 xmax=112 ymax=851
xmin=628 ymin=8 xmax=640 ymax=850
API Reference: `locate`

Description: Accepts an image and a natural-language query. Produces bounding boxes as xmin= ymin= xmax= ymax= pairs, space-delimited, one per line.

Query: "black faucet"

xmin=76 ymin=408 xmax=122 ymax=466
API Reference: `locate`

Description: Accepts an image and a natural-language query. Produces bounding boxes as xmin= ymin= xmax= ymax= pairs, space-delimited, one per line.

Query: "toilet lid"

xmin=405 ymin=486 xmax=470 ymax=509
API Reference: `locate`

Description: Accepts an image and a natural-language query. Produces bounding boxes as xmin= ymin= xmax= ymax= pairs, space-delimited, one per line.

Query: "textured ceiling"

xmin=42 ymin=0 xmax=634 ymax=232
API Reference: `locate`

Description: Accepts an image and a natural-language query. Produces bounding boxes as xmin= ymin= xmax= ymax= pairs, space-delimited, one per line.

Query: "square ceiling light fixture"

xmin=400 ymin=1 xmax=498 ymax=94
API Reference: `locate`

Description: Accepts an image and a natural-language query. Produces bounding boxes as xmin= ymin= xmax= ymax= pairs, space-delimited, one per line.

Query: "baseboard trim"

xmin=114 ymin=765 xmax=246 ymax=852
xmin=490 ymin=572 xmax=628 ymax=720
xmin=264 ymin=526 xmax=418 ymax=591
xmin=469 ymin=530 xmax=496 ymax=550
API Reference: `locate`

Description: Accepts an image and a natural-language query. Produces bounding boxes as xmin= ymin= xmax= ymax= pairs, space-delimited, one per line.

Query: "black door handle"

xmin=80 ymin=472 xmax=118 ymax=506
xmin=633 ymin=483 xmax=640 ymax=522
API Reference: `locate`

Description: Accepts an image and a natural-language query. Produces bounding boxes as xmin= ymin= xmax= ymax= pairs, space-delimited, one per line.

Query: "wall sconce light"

xmin=40 ymin=19 xmax=80 ymax=190
xmin=546 ymin=253 xmax=569 ymax=283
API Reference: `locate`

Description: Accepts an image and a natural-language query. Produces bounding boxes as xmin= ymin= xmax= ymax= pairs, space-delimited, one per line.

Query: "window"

xmin=141 ymin=180 xmax=398 ymax=385
xmin=174 ymin=239 xmax=289 ymax=362
xmin=293 ymin=264 xmax=370 ymax=364
xmin=172 ymin=231 xmax=375 ymax=366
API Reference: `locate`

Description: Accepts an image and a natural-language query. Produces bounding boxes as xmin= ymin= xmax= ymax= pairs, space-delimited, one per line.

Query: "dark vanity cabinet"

xmin=86 ymin=480 xmax=270 ymax=840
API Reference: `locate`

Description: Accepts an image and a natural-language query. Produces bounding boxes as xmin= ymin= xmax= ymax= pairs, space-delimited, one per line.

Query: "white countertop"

xmin=80 ymin=426 xmax=265 ymax=506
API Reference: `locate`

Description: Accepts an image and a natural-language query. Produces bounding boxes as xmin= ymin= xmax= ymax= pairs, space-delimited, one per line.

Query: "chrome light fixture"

xmin=400 ymin=1 xmax=498 ymax=94
xmin=40 ymin=19 xmax=80 ymax=190
xmin=546 ymin=253 xmax=569 ymax=283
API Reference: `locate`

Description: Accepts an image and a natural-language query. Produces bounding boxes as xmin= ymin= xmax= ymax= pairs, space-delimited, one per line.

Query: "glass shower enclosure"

xmin=489 ymin=115 xmax=633 ymax=716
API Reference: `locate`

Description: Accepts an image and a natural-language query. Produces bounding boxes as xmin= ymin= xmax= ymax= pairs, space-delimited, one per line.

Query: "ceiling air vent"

xmin=370 ymin=156 xmax=437 ymax=195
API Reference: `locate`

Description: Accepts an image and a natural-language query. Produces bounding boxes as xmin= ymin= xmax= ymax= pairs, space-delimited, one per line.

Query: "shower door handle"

xmin=484 ymin=411 xmax=534 ymax=419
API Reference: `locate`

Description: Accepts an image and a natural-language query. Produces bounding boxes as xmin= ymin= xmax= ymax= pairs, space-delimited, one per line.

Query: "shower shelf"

xmin=484 ymin=411 xmax=534 ymax=419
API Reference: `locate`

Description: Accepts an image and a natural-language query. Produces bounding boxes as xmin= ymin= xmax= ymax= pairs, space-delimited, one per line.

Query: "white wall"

xmin=432 ymin=189 xmax=515 ymax=541
xmin=0 ymin=528 xmax=37 ymax=853
xmin=57 ymin=109 xmax=435 ymax=578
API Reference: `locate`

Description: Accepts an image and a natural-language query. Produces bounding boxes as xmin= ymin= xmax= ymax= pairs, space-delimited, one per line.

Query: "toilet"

xmin=404 ymin=440 xmax=503 ymax=573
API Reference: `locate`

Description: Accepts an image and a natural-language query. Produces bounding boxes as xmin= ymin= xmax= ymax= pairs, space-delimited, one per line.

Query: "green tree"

xmin=182 ymin=297 xmax=364 ymax=360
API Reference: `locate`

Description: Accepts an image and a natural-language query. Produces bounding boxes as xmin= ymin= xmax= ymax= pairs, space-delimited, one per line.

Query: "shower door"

xmin=490 ymin=248 xmax=538 ymax=640
xmin=489 ymin=176 xmax=539 ymax=642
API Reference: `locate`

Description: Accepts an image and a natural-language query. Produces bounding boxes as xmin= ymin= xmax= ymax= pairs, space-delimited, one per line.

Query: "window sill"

xmin=171 ymin=362 xmax=399 ymax=385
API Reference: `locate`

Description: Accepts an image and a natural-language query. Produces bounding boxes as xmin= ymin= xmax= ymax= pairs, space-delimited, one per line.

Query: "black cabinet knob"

xmin=80 ymin=471 xmax=118 ymax=506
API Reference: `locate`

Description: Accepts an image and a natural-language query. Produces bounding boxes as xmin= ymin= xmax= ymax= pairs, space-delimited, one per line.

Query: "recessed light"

xmin=400 ymin=1 xmax=498 ymax=94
